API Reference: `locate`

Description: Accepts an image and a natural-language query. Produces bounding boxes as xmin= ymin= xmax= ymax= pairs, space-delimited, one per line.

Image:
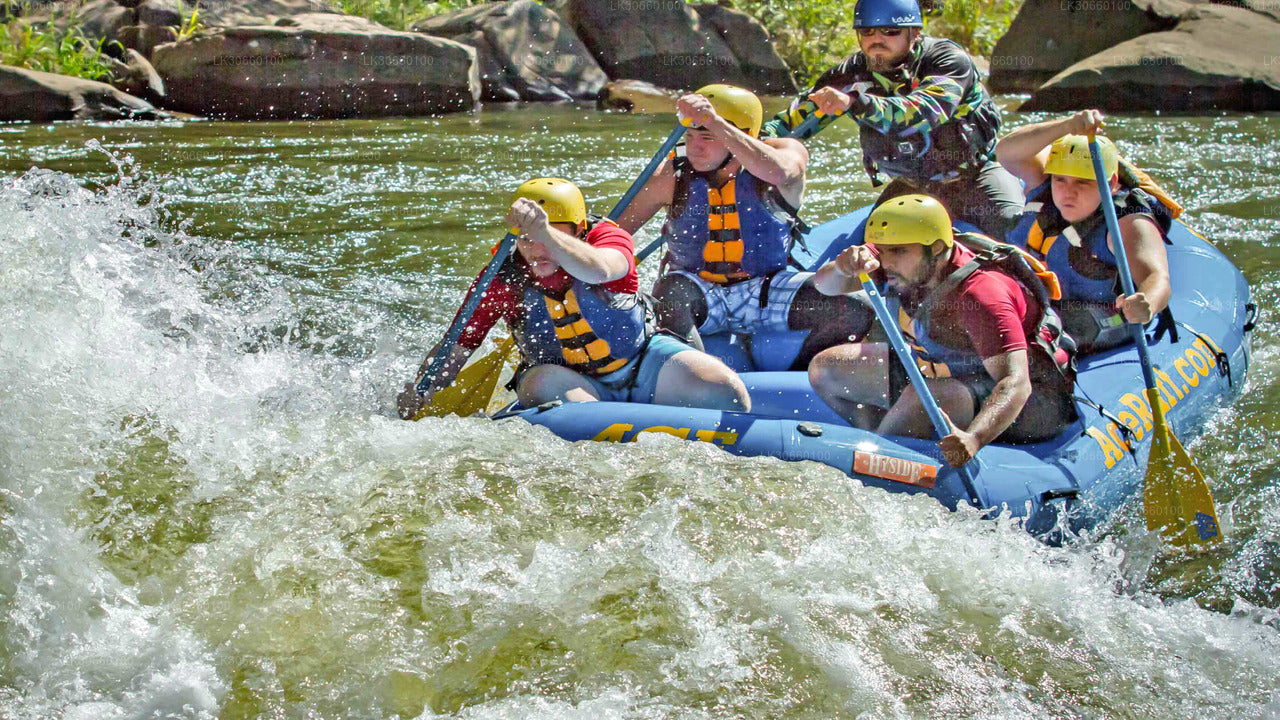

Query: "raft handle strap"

xmin=1244 ymin=303 xmax=1258 ymax=333
xmin=1040 ymin=488 xmax=1080 ymax=503
xmin=1149 ymin=306 xmax=1178 ymax=345
xmin=1072 ymin=394 xmax=1138 ymax=459
xmin=1174 ymin=320 xmax=1232 ymax=387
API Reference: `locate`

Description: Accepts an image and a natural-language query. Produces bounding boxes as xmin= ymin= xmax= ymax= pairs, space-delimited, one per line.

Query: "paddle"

xmin=412 ymin=336 xmax=516 ymax=419
xmin=411 ymin=229 xmax=517 ymax=403
xmin=1087 ymin=136 xmax=1220 ymax=546
xmin=858 ymin=272 xmax=984 ymax=507
xmin=634 ymin=109 xmax=838 ymax=264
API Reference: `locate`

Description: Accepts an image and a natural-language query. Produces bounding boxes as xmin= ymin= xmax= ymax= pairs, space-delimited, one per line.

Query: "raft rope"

xmin=1071 ymin=392 xmax=1139 ymax=461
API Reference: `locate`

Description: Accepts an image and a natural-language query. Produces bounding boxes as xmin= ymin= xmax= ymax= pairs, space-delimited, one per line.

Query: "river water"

xmin=1 ymin=104 xmax=1278 ymax=718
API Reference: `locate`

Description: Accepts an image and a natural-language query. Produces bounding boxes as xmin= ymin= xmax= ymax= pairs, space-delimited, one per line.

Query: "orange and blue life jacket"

xmin=520 ymin=278 xmax=649 ymax=377
xmin=1007 ymin=180 xmax=1173 ymax=304
xmin=663 ymin=154 xmax=797 ymax=285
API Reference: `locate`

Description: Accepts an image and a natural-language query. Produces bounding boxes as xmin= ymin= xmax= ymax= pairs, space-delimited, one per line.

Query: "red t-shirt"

xmin=453 ymin=222 xmax=638 ymax=350
xmin=928 ymin=244 xmax=1038 ymax=360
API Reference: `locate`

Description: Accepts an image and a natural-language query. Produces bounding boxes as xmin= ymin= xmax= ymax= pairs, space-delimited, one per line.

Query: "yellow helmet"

xmin=693 ymin=84 xmax=763 ymax=137
xmin=1045 ymin=134 xmax=1118 ymax=180
xmin=511 ymin=177 xmax=587 ymax=226
xmin=865 ymin=194 xmax=954 ymax=248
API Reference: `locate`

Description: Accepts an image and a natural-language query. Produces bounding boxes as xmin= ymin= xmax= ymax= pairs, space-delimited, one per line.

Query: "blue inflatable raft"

xmin=494 ymin=206 xmax=1256 ymax=539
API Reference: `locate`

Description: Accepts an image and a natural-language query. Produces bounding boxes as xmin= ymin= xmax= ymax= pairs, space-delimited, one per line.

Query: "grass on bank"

xmin=1 ymin=16 xmax=117 ymax=81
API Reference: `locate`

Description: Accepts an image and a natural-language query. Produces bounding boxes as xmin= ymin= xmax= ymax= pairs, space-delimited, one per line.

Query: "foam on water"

xmin=2 ymin=149 xmax=1279 ymax=718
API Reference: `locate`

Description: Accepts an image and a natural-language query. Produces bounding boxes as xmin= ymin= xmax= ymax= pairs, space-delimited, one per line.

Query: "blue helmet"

xmin=853 ymin=0 xmax=924 ymax=28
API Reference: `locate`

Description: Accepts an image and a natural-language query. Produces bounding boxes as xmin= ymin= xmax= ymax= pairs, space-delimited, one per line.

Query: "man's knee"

xmin=653 ymin=274 xmax=706 ymax=327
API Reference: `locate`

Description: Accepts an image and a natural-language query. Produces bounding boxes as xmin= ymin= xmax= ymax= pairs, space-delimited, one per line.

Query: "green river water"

xmin=1 ymin=103 xmax=1278 ymax=718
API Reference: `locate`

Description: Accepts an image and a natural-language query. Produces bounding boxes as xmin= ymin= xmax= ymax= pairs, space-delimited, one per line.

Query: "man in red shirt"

xmin=807 ymin=194 xmax=1076 ymax=466
xmin=398 ymin=178 xmax=750 ymax=419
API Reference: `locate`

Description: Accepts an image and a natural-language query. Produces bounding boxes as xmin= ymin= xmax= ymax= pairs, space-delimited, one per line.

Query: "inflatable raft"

xmin=494 ymin=206 xmax=1256 ymax=539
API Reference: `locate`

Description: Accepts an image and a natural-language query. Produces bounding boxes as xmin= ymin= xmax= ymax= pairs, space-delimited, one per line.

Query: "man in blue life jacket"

xmin=996 ymin=110 xmax=1179 ymax=354
xmin=808 ymin=195 xmax=1077 ymax=466
xmin=763 ymin=0 xmax=1024 ymax=239
xmin=617 ymin=84 xmax=876 ymax=370
xmin=397 ymin=178 xmax=751 ymax=419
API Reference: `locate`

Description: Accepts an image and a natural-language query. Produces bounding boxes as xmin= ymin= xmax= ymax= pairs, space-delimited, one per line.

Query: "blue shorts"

xmin=585 ymin=333 xmax=694 ymax=404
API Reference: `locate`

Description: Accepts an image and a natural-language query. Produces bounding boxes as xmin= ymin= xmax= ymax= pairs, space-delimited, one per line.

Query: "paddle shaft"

xmin=634 ymin=109 xmax=832 ymax=265
xmin=607 ymin=123 xmax=688 ymax=222
xmin=414 ymin=231 xmax=517 ymax=396
xmin=1087 ymin=139 xmax=1158 ymax=390
xmin=858 ymin=273 xmax=983 ymax=506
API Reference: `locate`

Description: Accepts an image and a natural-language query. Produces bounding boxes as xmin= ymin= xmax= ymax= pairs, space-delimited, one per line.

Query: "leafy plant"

xmin=1 ymin=17 xmax=118 ymax=81
xmin=173 ymin=4 xmax=204 ymax=42
xmin=927 ymin=0 xmax=1023 ymax=57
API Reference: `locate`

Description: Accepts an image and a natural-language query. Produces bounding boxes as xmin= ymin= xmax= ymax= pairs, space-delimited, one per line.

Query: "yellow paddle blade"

xmin=1142 ymin=388 xmax=1221 ymax=546
xmin=412 ymin=337 xmax=516 ymax=420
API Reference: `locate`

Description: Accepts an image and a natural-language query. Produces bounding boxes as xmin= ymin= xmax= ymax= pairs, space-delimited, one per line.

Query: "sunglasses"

xmin=857 ymin=27 xmax=907 ymax=37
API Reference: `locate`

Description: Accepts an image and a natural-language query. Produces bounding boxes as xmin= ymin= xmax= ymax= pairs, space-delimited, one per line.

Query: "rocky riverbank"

xmin=2 ymin=0 xmax=794 ymax=122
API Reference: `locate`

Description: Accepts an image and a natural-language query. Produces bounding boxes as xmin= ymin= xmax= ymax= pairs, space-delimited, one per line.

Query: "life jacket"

xmin=663 ymin=152 xmax=799 ymax=284
xmin=888 ymin=233 xmax=1075 ymax=382
xmin=508 ymin=216 xmax=652 ymax=377
xmin=858 ymin=37 xmax=1002 ymax=184
xmin=1007 ymin=165 xmax=1179 ymax=351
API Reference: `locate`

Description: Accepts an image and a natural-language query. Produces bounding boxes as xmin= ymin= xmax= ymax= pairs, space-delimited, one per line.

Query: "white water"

xmin=2 ymin=154 xmax=1279 ymax=718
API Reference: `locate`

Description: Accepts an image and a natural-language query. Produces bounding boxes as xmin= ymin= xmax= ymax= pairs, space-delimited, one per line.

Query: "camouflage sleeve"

xmin=850 ymin=74 xmax=966 ymax=137
xmin=761 ymin=96 xmax=842 ymax=140
xmin=761 ymin=59 xmax=861 ymax=140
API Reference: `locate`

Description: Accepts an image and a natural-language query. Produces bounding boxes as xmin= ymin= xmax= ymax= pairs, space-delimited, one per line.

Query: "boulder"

xmin=988 ymin=0 xmax=1192 ymax=92
xmin=135 ymin=0 xmax=183 ymax=28
xmin=0 ymin=64 xmax=163 ymax=121
xmin=413 ymin=0 xmax=607 ymax=102
xmin=691 ymin=4 xmax=795 ymax=93
xmin=560 ymin=0 xmax=754 ymax=91
xmin=150 ymin=17 xmax=480 ymax=119
xmin=105 ymin=47 xmax=165 ymax=100
xmin=597 ymin=78 xmax=680 ymax=114
xmin=1020 ymin=4 xmax=1280 ymax=111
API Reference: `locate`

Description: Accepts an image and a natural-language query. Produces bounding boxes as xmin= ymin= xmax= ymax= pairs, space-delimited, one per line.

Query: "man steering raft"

xmin=995 ymin=110 xmax=1180 ymax=354
xmin=618 ymin=84 xmax=875 ymax=368
xmin=763 ymin=0 xmax=1022 ymax=239
xmin=398 ymin=178 xmax=751 ymax=419
xmin=808 ymin=195 xmax=1077 ymax=466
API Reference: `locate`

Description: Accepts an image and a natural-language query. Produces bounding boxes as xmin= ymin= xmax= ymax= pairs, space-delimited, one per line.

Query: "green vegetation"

xmin=1 ymin=11 xmax=118 ymax=81
xmin=716 ymin=0 xmax=1024 ymax=86
xmin=172 ymin=4 xmax=205 ymax=42
xmin=333 ymin=0 xmax=481 ymax=31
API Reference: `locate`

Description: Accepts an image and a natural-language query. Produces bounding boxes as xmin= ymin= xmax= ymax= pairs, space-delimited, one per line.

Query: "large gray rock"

xmin=150 ymin=16 xmax=480 ymax=119
xmin=104 ymin=47 xmax=165 ymax=100
xmin=1020 ymin=4 xmax=1280 ymax=111
xmin=560 ymin=0 xmax=755 ymax=91
xmin=988 ymin=0 xmax=1191 ymax=92
xmin=0 ymin=64 xmax=163 ymax=121
xmin=691 ymin=4 xmax=795 ymax=93
xmin=413 ymin=0 xmax=607 ymax=102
